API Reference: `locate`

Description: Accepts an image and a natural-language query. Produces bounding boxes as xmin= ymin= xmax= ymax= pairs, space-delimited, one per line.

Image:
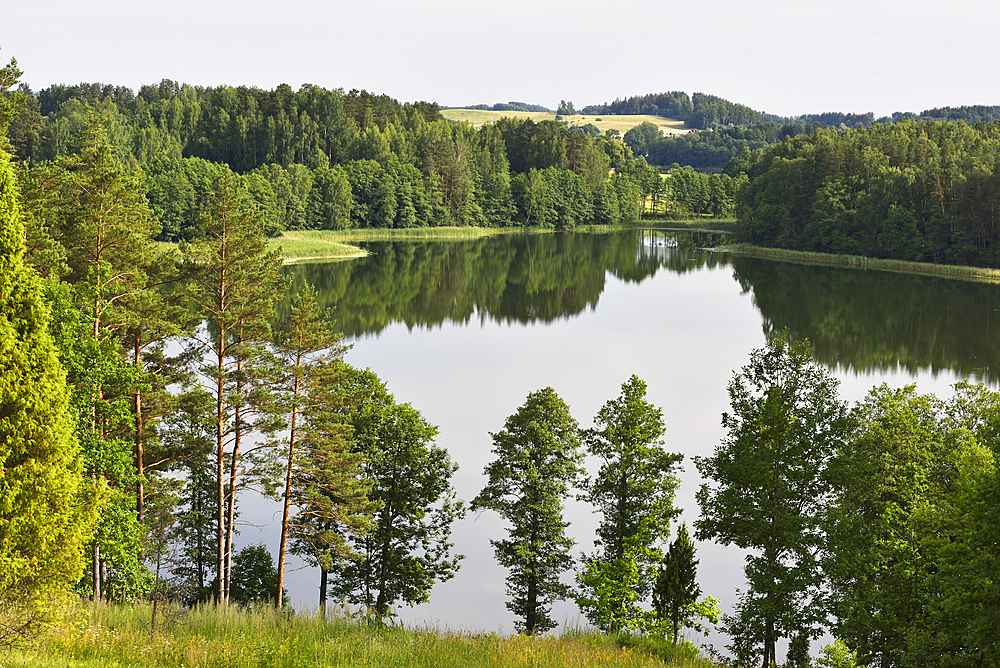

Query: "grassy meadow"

xmin=440 ymin=109 xmax=688 ymax=136
xmin=5 ymin=603 xmax=717 ymax=668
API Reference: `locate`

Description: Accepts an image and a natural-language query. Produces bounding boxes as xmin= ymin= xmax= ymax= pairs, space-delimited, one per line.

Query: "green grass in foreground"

xmin=6 ymin=603 xmax=715 ymax=668
xmin=723 ymin=243 xmax=1000 ymax=283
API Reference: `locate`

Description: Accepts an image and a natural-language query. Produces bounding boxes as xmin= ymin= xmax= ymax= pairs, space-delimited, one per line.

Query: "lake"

xmin=248 ymin=229 xmax=997 ymax=644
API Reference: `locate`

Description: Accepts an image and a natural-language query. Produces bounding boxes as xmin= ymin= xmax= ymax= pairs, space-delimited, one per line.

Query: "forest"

xmin=731 ymin=120 xmax=1000 ymax=267
xmin=3 ymin=49 xmax=1000 ymax=668
xmin=4 ymin=76 xmax=748 ymax=237
xmin=598 ymin=90 xmax=1000 ymax=172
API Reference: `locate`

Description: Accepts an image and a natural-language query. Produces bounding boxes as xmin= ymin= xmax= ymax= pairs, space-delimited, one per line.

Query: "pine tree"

xmin=182 ymin=172 xmax=286 ymax=603
xmin=270 ymin=285 xmax=372 ymax=610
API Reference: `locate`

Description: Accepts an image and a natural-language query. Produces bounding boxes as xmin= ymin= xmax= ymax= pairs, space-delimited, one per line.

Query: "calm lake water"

xmin=247 ymin=230 xmax=998 ymax=642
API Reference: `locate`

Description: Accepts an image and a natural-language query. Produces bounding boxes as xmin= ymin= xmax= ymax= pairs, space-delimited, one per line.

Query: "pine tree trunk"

xmin=224 ymin=370 xmax=243 ymax=602
xmin=215 ymin=336 xmax=227 ymax=604
xmin=276 ymin=370 xmax=301 ymax=610
xmin=93 ymin=544 xmax=101 ymax=602
xmin=133 ymin=338 xmax=145 ymax=524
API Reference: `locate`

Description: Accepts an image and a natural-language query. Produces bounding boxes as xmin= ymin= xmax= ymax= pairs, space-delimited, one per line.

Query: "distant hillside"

xmin=439 ymin=109 xmax=688 ymax=137
xmin=445 ymin=101 xmax=552 ymax=113
xmin=582 ymin=92 xmax=761 ymax=130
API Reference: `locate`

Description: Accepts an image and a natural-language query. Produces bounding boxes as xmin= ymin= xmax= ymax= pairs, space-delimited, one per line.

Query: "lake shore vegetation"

xmin=5 ymin=45 xmax=1000 ymax=668
xmin=4 ymin=602 xmax=716 ymax=668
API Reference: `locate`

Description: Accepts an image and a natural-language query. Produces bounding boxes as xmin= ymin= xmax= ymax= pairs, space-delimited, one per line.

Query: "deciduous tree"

xmin=695 ymin=334 xmax=850 ymax=668
xmin=327 ymin=369 xmax=463 ymax=620
xmin=575 ymin=375 xmax=682 ymax=632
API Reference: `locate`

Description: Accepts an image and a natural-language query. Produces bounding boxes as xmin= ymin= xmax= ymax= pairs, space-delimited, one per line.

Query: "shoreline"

xmin=716 ymin=243 xmax=1000 ymax=284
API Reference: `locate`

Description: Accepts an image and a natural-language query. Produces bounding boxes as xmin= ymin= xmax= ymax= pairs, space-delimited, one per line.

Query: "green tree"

xmin=823 ymin=384 xmax=947 ymax=668
xmin=695 ymin=334 xmax=851 ymax=668
xmin=270 ymin=285 xmax=372 ymax=610
xmin=181 ymin=172 xmax=286 ymax=603
xmin=472 ymin=387 xmax=585 ymax=634
xmin=229 ymin=543 xmax=287 ymax=607
xmin=653 ymin=523 xmax=716 ymax=645
xmin=575 ymin=375 xmax=682 ymax=632
xmin=327 ymin=369 xmax=463 ymax=620
xmin=0 ymin=129 xmax=96 ymax=640
xmin=33 ymin=118 xmax=160 ymax=601
xmin=0 ymin=52 xmax=25 ymax=138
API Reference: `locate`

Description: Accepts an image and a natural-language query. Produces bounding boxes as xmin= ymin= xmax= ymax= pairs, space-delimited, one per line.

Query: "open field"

xmin=440 ymin=109 xmax=689 ymax=136
xmin=5 ymin=603 xmax=715 ymax=668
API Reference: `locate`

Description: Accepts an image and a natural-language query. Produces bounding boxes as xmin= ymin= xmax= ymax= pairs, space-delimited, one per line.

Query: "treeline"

xmin=7 ymin=79 xmax=682 ymax=237
xmin=459 ymin=101 xmax=552 ymax=113
xmin=734 ymin=120 xmax=1000 ymax=267
xmin=581 ymin=91 xmax=761 ymax=130
xmin=586 ymin=91 xmax=1000 ymax=171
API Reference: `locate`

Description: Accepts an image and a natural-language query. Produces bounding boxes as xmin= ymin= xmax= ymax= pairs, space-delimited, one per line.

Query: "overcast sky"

xmin=5 ymin=0 xmax=1000 ymax=118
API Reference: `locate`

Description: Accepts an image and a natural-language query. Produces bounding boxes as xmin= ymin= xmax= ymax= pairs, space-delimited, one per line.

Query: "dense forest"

xmin=589 ymin=90 xmax=1000 ymax=172
xmin=731 ymin=120 xmax=1000 ymax=267
xmin=5 ymin=78 xmax=714 ymax=239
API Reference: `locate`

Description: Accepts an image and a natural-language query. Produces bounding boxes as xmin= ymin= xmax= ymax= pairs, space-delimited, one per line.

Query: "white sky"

xmin=4 ymin=0 xmax=1000 ymax=118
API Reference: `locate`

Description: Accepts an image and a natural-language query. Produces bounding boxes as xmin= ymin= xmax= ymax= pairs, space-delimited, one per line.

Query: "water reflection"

xmin=283 ymin=230 xmax=1000 ymax=382
xmin=282 ymin=231 xmax=731 ymax=336
xmin=731 ymin=256 xmax=1000 ymax=382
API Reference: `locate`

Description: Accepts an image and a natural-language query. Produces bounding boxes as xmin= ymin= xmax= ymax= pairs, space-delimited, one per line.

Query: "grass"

xmin=153 ymin=227 xmax=513 ymax=265
xmin=440 ymin=109 xmax=689 ymax=136
xmin=5 ymin=603 xmax=716 ymax=668
xmin=635 ymin=218 xmax=738 ymax=233
xmin=721 ymin=243 xmax=1000 ymax=283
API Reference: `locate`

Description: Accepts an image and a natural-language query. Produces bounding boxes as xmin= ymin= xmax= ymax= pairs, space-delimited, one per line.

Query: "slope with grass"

xmin=440 ymin=109 xmax=688 ymax=136
xmin=6 ymin=603 xmax=716 ymax=668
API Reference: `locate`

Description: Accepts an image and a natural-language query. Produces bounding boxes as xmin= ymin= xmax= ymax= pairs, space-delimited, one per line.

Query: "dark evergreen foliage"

xmin=736 ymin=120 xmax=1000 ymax=267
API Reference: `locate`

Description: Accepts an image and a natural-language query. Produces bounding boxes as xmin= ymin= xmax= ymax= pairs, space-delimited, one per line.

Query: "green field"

xmin=440 ymin=109 xmax=688 ymax=136
xmin=5 ymin=603 xmax=714 ymax=668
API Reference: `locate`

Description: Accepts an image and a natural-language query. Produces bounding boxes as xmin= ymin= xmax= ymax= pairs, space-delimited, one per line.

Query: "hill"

xmin=440 ymin=108 xmax=688 ymax=136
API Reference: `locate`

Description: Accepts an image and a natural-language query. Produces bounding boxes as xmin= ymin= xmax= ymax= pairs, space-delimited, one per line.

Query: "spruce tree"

xmin=653 ymin=523 xmax=701 ymax=645
xmin=472 ymin=387 xmax=584 ymax=635
xmin=0 ymin=119 xmax=95 ymax=637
